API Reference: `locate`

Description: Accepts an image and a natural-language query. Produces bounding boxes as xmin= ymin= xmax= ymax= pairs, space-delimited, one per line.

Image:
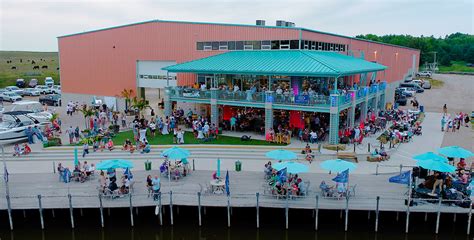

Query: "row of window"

xmin=196 ymin=40 xmax=346 ymax=52
xmin=139 ymin=74 xmax=177 ymax=80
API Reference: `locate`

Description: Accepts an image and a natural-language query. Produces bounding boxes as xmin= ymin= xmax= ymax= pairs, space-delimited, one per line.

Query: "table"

xmin=210 ymin=179 xmax=225 ymax=194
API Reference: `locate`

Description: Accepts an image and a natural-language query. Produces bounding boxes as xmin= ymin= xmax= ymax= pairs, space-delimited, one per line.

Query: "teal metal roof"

xmin=163 ymin=50 xmax=387 ymax=77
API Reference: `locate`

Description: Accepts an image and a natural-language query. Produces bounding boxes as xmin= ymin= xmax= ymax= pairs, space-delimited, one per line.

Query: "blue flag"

xmin=389 ymin=170 xmax=411 ymax=185
xmin=3 ymin=165 xmax=8 ymax=183
xmin=332 ymin=169 xmax=349 ymax=183
xmin=277 ymin=167 xmax=287 ymax=183
xmin=225 ymin=170 xmax=230 ymax=196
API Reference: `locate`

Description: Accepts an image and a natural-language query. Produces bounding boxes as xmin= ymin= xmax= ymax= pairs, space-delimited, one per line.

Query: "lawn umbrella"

xmin=217 ymin=159 xmax=221 ymax=178
xmin=73 ymin=147 xmax=79 ymax=166
xmin=320 ymin=159 xmax=357 ymax=173
xmin=416 ymin=159 xmax=456 ymax=173
xmin=161 ymin=146 xmax=190 ymax=160
xmin=413 ymin=152 xmax=448 ymax=162
xmin=265 ymin=149 xmax=297 ymax=161
xmin=96 ymin=159 xmax=134 ymax=170
xmin=438 ymin=146 xmax=474 ymax=159
xmin=273 ymin=161 xmax=308 ymax=174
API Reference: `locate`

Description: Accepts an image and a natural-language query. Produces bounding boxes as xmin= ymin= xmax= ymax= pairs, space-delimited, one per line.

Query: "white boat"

xmin=0 ymin=112 xmax=50 ymax=144
xmin=9 ymin=100 xmax=52 ymax=122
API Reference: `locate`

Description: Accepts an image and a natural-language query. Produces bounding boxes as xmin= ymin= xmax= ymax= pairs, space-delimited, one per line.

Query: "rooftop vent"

xmin=276 ymin=20 xmax=286 ymax=27
xmin=256 ymin=20 xmax=266 ymax=26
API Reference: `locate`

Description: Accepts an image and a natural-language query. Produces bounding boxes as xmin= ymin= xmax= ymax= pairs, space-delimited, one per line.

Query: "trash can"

xmin=419 ymin=105 xmax=424 ymax=112
xmin=235 ymin=161 xmax=242 ymax=172
xmin=145 ymin=160 xmax=152 ymax=171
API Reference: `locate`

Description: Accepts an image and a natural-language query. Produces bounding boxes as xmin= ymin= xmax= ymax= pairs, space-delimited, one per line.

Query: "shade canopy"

xmin=320 ymin=159 xmax=357 ymax=173
xmin=413 ymin=152 xmax=448 ymax=162
xmin=273 ymin=161 xmax=309 ymax=174
xmin=96 ymin=159 xmax=134 ymax=170
xmin=161 ymin=146 xmax=190 ymax=160
xmin=416 ymin=159 xmax=455 ymax=173
xmin=265 ymin=149 xmax=297 ymax=161
xmin=163 ymin=50 xmax=387 ymax=77
xmin=438 ymin=146 xmax=473 ymax=158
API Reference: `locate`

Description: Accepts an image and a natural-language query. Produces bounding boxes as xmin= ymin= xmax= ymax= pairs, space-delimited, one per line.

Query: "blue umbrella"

xmin=265 ymin=149 xmax=297 ymax=161
xmin=161 ymin=146 xmax=190 ymax=160
xmin=73 ymin=147 xmax=78 ymax=166
xmin=217 ymin=159 xmax=221 ymax=178
xmin=416 ymin=159 xmax=455 ymax=173
xmin=96 ymin=159 xmax=134 ymax=170
xmin=413 ymin=152 xmax=448 ymax=162
xmin=273 ymin=161 xmax=308 ymax=174
xmin=438 ymin=146 xmax=474 ymax=158
xmin=320 ymin=159 xmax=357 ymax=173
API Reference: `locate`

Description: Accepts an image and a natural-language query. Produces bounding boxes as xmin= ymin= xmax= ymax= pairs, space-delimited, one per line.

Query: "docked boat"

xmin=0 ymin=111 xmax=50 ymax=144
xmin=9 ymin=100 xmax=52 ymax=122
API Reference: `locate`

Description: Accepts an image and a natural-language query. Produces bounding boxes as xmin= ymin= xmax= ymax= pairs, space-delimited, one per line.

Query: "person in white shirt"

xmin=310 ymin=131 xmax=318 ymax=143
xmin=233 ymin=85 xmax=240 ymax=92
xmin=201 ymin=83 xmax=206 ymax=91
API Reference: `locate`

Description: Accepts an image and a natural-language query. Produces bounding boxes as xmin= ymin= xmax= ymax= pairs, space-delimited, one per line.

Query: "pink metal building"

xmin=58 ymin=20 xmax=419 ymax=107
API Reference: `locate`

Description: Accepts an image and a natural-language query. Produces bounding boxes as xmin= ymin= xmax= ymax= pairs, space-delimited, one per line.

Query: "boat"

xmin=0 ymin=111 xmax=50 ymax=144
xmin=9 ymin=100 xmax=52 ymax=122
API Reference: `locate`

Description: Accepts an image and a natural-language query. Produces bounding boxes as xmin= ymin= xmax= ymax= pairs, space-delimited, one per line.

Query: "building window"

xmin=318 ymin=42 xmax=322 ymax=50
xmin=311 ymin=41 xmax=316 ymax=50
xmin=196 ymin=42 xmax=204 ymax=50
xmin=252 ymin=41 xmax=261 ymax=50
xmin=271 ymin=40 xmax=280 ymax=49
xmin=204 ymin=42 xmax=212 ymax=51
xmin=212 ymin=42 xmax=219 ymax=50
xmin=219 ymin=41 xmax=228 ymax=50
xmin=261 ymin=40 xmax=271 ymax=50
xmin=280 ymin=40 xmax=290 ymax=49
xmin=236 ymin=41 xmax=244 ymax=50
xmin=228 ymin=41 xmax=236 ymax=50
xmin=290 ymin=40 xmax=299 ymax=49
xmin=341 ymin=45 xmax=345 ymax=52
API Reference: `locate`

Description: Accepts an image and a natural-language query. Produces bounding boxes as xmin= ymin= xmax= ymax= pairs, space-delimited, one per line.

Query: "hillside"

xmin=0 ymin=51 xmax=60 ymax=87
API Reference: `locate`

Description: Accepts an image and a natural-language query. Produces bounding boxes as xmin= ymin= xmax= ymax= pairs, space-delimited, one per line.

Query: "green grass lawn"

xmin=0 ymin=51 xmax=60 ymax=88
xmin=112 ymin=130 xmax=283 ymax=146
xmin=438 ymin=61 xmax=474 ymax=73
xmin=429 ymin=79 xmax=444 ymax=88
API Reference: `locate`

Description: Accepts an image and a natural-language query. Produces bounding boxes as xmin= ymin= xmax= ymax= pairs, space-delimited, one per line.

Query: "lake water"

xmin=0 ymin=207 xmax=470 ymax=240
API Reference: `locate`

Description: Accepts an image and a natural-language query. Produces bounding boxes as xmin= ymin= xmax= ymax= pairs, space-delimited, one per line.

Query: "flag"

xmin=389 ymin=170 xmax=411 ymax=185
xmin=332 ymin=169 xmax=349 ymax=183
xmin=225 ymin=170 xmax=230 ymax=196
xmin=3 ymin=165 xmax=8 ymax=183
xmin=277 ymin=167 xmax=287 ymax=183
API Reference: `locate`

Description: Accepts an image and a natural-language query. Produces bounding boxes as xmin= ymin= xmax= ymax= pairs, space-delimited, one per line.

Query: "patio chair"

xmin=347 ymin=184 xmax=357 ymax=197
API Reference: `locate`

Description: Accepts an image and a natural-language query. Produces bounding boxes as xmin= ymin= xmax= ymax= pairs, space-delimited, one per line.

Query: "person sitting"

xmin=298 ymin=179 xmax=307 ymax=196
xmin=302 ymin=143 xmax=312 ymax=154
xmin=122 ymin=139 xmax=133 ymax=151
xmin=73 ymin=166 xmax=85 ymax=183
xmin=212 ymin=171 xmax=218 ymax=180
xmin=23 ymin=143 xmax=31 ymax=155
xmin=457 ymin=158 xmax=467 ymax=170
xmin=93 ymin=140 xmax=99 ymax=152
xmin=107 ymin=139 xmax=115 ymax=151
xmin=305 ymin=152 xmax=314 ymax=163
xmin=99 ymin=140 xmax=106 ymax=152
xmin=320 ymin=181 xmax=333 ymax=197
xmin=141 ymin=141 xmax=151 ymax=154
xmin=13 ymin=144 xmax=22 ymax=156
xmin=107 ymin=179 xmax=119 ymax=195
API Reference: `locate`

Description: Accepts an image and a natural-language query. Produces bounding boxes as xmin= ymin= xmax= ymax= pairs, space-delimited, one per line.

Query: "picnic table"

xmin=210 ymin=179 xmax=225 ymax=194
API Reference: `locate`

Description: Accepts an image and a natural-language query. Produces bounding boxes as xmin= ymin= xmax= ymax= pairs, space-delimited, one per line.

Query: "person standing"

xmin=66 ymin=126 xmax=74 ymax=144
xmin=82 ymin=142 xmax=89 ymax=158
xmin=442 ymin=104 xmax=447 ymax=116
xmin=152 ymin=176 xmax=161 ymax=201
xmin=25 ymin=126 xmax=34 ymax=144
xmin=441 ymin=116 xmax=446 ymax=132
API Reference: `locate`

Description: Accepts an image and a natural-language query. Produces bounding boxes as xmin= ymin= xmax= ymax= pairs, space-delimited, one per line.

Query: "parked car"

xmin=422 ymin=80 xmax=431 ymax=89
xmin=5 ymin=86 xmax=25 ymax=96
xmin=51 ymin=85 xmax=61 ymax=94
xmin=39 ymin=94 xmax=61 ymax=106
xmin=23 ymin=88 xmax=41 ymax=96
xmin=16 ymin=79 xmax=26 ymax=88
xmin=399 ymin=83 xmax=424 ymax=93
xmin=397 ymin=87 xmax=416 ymax=97
xmin=28 ymin=79 xmax=38 ymax=88
xmin=395 ymin=95 xmax=407 ymax=106
xmin=35 ymin=85 xmax=52 ymax=94
xmin=45 ymin=77 xmax=54 ymax=87
xmin=0 ymin=92 xmax=22 ymax=102
xmin=416 ymin=71 xmax=432 ymax=78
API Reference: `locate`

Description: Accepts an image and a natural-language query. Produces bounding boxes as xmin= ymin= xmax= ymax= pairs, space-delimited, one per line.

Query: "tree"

xmin=79 ymin=107 xmax=96 ymax=129
xmin=131 ymin=97 xmax=150 ymax=115
xmin=120 ymin=88 xmax=135 ymax=112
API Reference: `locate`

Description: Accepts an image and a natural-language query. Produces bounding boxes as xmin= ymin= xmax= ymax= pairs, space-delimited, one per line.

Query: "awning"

xmin=163 ymin=50 xmax=387 ymax=77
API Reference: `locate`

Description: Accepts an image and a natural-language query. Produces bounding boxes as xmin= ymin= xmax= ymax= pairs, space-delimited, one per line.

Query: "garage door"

xmin=137 ymin=60 xmax=177 ymax=88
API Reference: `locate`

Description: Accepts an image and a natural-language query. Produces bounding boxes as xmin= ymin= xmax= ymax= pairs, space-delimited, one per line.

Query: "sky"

xmin=0 ymin=0 xmax=472 ymax=51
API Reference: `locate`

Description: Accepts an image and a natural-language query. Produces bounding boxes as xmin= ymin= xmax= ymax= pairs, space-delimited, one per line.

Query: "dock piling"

xmin=467 ymin=202 xmax=472 ymax=235
xmin=315 ymin=195 xmax=319 ymax=231
xmin=198 ymin=192 xmax=202 ymax=226
xmin=170 ymin=191 xmax=174 ymax=225
xmin=375 ymin=196 xmax=380 ymax=232
xmin=159 ymin=192 xmax=163 ymax=226
xmin=344 ymin=196 xmax=349 ymax=231
xmin=38 ymin=194 xmax=44 ymax=229
xmin=129 ymin=194 xmax=134 ymax=227
xmin=227 ymin=195 xmax=231 ymax=227
xmin=435 ymin=198 xmax=442 ymax=234
xmin=376 ymin=164 xmax=379 ymax=175
xmin=6 ymin=195 xmax=13 ymax=230
xmin=98 ymin=194 xmax=104 ymax=228
xmin=453 ymin=213 xmax=456 ymax=223
xmin=256 ymin=192 xmax=260 ymax=229
xmin=285 ymin=193 xmax=289 ymax=229
xmin=68 ymin=194 xmax=74 ymax=228
xmin=425 ymin=212 xmax=428 ymax=222
xmin=193 ymin=159 xmax=195 ymax=171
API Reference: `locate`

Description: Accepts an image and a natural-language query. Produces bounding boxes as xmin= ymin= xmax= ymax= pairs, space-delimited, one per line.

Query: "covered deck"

xmin=163 ymin=50 xmax=387 ymax=144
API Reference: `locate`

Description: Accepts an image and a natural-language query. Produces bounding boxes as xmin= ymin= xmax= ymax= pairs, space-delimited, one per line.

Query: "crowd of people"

xmin=263 ymin=162 xmax=309 ymax=197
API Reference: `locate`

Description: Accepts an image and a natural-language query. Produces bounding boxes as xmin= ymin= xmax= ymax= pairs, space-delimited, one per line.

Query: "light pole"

xmin=2 ymin=145 xmax=10 ymax=196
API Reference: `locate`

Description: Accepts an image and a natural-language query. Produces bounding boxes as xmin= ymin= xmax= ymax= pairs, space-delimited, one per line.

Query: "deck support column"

xmin=329 ymin=94 xmax=340 ymax=145
xmin=360 ymin=87 xmax=369 ymax=122
xmin=256 ymin=192 xmax=260 ymax=229
xmin=210 ymin=88 xmax=219 ymax=128
xmin=348 ymin=90 xmax=356 ymax=128
xmin=38 ymin=195 xmax=44 ymax=230
xmin=164 ymin=86 xmax=172 ymax=117
xmin=6 ymin=195 xmax=13 ymax=230
xmin=198 ymin=192 xmax=202 ymax=226
xmin=264 ymin=91 xmax=274 ymax=137
xmin=68 ymin=194 xmax=74 ymax=229
xmin=373 ymin=84 xmax=379 ymax=115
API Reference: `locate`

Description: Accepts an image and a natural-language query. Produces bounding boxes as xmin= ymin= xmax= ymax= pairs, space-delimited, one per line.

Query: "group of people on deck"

xmin=264 ymin=162 xmax=308 ymax=197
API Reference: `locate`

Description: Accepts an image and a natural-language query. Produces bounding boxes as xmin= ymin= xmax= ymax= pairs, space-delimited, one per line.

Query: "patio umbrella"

xmin=217 ymin=159 xmax=221 ymax=178
xmin=265 ymin=149 xmax=297 ymax=161
xmin=416 ymin=159 xmax=455 ymax=173
xmin=96 ymin=159 xmax=134 ymax=170
xmin=161 ymin=146 xmax=190 ymax=160
xmin=273 ymin=161 xmax=308 ymax=174
xmin=438 ymin=146 xmax=474 ymax=158
xmin=413 ymin=152 xmax=448 ymax=162
xmin=73 ymin=147 xmax=79 ymax=166
xmin=320 ymin=159 xmax=357 ymax=173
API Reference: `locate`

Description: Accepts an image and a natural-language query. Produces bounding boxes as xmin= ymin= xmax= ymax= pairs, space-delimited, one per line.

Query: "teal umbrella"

xmin=413 ymin=152 xmax=448 ymax=162
xmin=161 ymin=146 xmax=190 ymax=160
xmin=96 ymin=159 xmax=134 ymax=170
xmin=217 ymin=159 xmax=221 ymax=178
xmin=416 ymin=159 xmax=455 ymax=173
xmin=438 ymin=146 xmax=474 ymax=158
xmin=73 ymin=147 xmax=78 ymax=166
xmin=320 ymin=159 xmax=357 ymax=173
xmin=265 ymin=149 xmax=297 ymax=161
xmin=273 ymin=161 xmax=308 ymax=174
